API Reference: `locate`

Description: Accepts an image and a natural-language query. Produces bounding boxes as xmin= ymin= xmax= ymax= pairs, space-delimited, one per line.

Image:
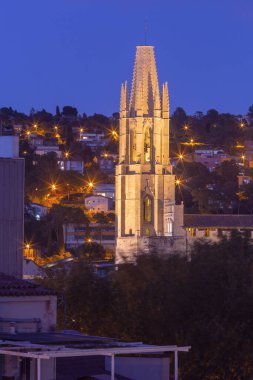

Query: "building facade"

xmin=0 ymin=136 xmax=24 ymax=277
xmin=115 ymin=46 xmax=185 ymax=262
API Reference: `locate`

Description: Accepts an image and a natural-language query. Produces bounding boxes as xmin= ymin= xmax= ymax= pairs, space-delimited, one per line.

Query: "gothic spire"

xmin=120 ymin=81 xmax=128 ymax=113
xmin=162 ymin=82 xmax=169 ymax=119
xmin=129 ymin=46 xmax=160 ymax=117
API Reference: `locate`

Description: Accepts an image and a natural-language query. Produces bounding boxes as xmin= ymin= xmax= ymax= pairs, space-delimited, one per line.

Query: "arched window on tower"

xmin=143 ymin=195 xmax=152 ymax=223
xmin=131 ymin=128 xmax=137 ymax=162
xmin=144 ymin=128 xmax=151 ymax=162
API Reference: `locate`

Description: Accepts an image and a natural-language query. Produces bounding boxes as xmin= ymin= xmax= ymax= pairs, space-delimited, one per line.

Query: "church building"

xmin=115 ymin=45 xmax=185 ymax=262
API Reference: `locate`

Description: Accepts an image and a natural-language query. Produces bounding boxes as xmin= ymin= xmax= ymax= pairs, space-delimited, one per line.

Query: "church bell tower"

xmin=115 ymin=46 xmax=184 ymax=262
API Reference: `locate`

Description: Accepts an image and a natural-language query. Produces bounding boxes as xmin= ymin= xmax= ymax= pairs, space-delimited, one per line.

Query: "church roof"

xmin=129 ymin=46 xmax=160 ymax=117
xmin=184 ymin=214 xmax=253 ymax=228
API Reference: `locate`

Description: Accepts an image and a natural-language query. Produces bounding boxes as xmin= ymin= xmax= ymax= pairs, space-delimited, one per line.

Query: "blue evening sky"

xmin=0 ymin=0 xmax=252 ymax=116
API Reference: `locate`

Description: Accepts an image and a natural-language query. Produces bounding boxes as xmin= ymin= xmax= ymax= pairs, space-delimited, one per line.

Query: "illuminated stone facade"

xmin=115 ymin=46 xmax=185 ymax=263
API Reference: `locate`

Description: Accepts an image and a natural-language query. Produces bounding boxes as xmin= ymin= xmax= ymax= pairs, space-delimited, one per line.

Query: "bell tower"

xmin=115 ymin=46 xmax=185 ymax=262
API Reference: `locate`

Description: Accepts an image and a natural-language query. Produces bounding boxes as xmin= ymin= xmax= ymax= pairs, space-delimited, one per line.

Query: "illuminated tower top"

xmin=129 ymin=46 xmax=160 ymax=117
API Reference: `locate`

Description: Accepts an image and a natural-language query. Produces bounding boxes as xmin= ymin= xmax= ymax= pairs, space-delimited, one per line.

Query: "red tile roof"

xmin=0 ymin=273 xmax=56 ymax=297
xmin=184 ymin=214 xmax=253 ymax=228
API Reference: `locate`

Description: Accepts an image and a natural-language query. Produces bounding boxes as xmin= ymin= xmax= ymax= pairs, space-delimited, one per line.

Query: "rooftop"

xmin=0 ymin=331 xmax=190 ymax=380
xmin=184 ymin=214 xmax=253 ymax=228
xmin=0 ymin=273 xmax=56 ymax=297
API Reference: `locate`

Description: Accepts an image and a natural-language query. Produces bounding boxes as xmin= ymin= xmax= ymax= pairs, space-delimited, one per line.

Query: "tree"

xmin=38 ymin=234 xmax=253 ymax=379
xmin=74 ymin=242 xmax=105 ymax=261
xmin=47 ymin=205 xmax=89 ymax=256
xmin=62 ymin=106 xmax=78 ymax=118
xmin=247 ymin=105 xmax=253 ymax=124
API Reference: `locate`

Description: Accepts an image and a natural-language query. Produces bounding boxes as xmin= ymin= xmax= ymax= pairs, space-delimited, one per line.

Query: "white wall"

xmin=105 ymin=356 xmax=170 ymax=380
xmin=0 ymin=295 xmax=57 ymax=333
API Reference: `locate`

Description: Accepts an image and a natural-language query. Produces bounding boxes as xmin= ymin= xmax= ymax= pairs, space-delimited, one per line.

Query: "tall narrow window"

xmin=144 ymin=196 xmax=152 ymax=222
xmin=167 ymin=218 xmax=173 ymax=237
xmin=144 ymin=128 xmax=151 ymax=162
xmin=131 ymin=129 xmax=137 ymax=162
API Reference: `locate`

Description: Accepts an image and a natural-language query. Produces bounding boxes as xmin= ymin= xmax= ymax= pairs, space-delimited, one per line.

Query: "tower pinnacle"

xmin=129 ymin=46 xmax=160 ymax=117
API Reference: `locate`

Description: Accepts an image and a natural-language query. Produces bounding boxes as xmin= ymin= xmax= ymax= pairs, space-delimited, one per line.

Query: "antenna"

xmin=144 ymin=18 xmax=148 ymax=45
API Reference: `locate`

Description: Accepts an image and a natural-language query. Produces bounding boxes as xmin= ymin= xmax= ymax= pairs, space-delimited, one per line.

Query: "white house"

xmin=78 ymin=132 xmax=107 ymax=150
xmin=93 ymin=183 xmax=115 ymax=200
xmin=59 ymin=156 xmax=84 ymax=175
xmin=85 ymin=195 xmax=113 ymax=212
xmin=0 ymin=273 xmax=57 ymax=378
xmin=35 ymin=144 xmax=61 ymax=158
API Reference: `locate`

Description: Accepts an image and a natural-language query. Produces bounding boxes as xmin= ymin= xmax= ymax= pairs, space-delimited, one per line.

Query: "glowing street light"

xmin=178 ymin=153 xmax=184 ymax=160
xmin=111 ymin=129 xmax=119 ymax=140
xmin=87 ymin=237 xmax=92 ymax=243
xmin=51 ymin=183 xmax=57 ymax=191
xmin=175 ymin=178 xmax=182 ymax=186
xmin=88 ymin=181 xmax=94 ymax=189
xmin=64 ymin=151 xmax=70 ymax=159
xmin=183 ymin=125 xmax=189 ymax=131
xmin=240 ymin=122 xmax=245 ymax=129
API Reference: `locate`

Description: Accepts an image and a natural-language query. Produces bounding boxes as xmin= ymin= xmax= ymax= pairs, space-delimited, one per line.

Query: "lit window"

xmin=190 ymin=228 xmax=196 ymax=237
xmin=144 ymin=196 xmax=152 ymax=222
xmin=131 ymin=128 xmax=137 ymax=162
xmin=144 ymin=128 xmax=151 ymax=162
xmin=204 ymin=229 xmax=210 ymax=237
xmin=167 ymin=219 xmax=173 ymax=237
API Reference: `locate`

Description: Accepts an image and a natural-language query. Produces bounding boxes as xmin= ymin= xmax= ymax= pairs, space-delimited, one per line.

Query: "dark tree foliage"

xmin=39 ymin=233 xmax=253 ymax=379
xmin=62 ymin=106 xmax=78 ymax=117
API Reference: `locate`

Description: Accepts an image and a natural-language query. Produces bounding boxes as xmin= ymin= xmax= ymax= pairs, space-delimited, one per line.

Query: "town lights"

xmin=178 ymin=153 xmax=184 ymax=160
xmin=64 ymin=151 xmax=70 ymax=158
xmin=111 ymin=129 xmax=118 ymax=140
xmin=88 ymin=182 xmax=94 ymax=189
xmin=175 ymin=178 xmax=181 ymax=186
xmin=51 ymin=184 xmax=57 ymax=191
xmin=183 ymin=125 xmax=189 ymax=131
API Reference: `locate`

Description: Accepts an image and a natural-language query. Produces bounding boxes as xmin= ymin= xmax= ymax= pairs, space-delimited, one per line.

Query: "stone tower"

xmin=115 ymin=46 xmax=185 ymax=263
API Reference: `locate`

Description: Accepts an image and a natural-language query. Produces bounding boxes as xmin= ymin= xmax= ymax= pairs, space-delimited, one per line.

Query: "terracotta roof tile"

xmin=0 ymin=273 xmax=56 ymax=297
xmin=184 ymin=214 xmax=253 ymax=228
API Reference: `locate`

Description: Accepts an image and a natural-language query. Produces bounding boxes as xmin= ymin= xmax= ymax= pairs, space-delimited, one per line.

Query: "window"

xmin=144 ymin=196 xmax=152 ymax=222
xmin=144 ymin=128 xmax=151 ymax=162
xmin=204 ymin=228 xmax=210 ymax=237
xmin=189 ymin=228 xmax=196 ymax=237
xmin=167 ymin=219 xmax=173 ymax=237
xmin=131 ymin=128 xmax=137 ymax=162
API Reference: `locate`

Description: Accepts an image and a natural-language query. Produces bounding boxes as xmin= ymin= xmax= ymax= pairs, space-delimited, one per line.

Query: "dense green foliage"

xmin=39 ymin=233 xmax=253 ymax=379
